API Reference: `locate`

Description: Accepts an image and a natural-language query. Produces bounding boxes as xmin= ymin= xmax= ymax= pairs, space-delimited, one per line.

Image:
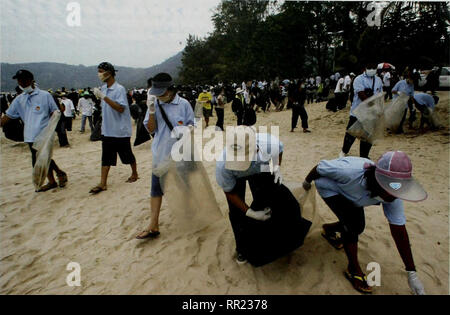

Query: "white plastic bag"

xmin=283 ymin=181 xmax=317 ymax=227
xmin=385 ymin=92 xmax=409 ymax=132
xmin=194 ymin=100 xmax=204 ymax=119
xmin=153 ymin=127 xmax=222 ymax=232
xmin=32 ymin=110 xmax=61 ymax=190
xmin=347 ymin=93 xmax=385 ymax=144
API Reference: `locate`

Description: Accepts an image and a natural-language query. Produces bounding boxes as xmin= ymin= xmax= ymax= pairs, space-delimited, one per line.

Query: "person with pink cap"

xmin=302 ymin=151 xmax=427 ymax=294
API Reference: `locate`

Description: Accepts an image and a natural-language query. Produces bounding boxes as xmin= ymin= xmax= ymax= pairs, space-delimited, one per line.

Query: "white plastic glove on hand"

xmin=93 ymin=88 xmax=105 ymax=100
xmin=407 ymin=271 xmax=425 ymax=295
xmin=147 ymin=95 xmax=156 ymax=114
xmin=302 ymin=180 xmax=312 ymax=191
xmin=246 ymin=207 xmax=271 ymax=221
xmin=273 ymin=165 xmax=282 ymax=185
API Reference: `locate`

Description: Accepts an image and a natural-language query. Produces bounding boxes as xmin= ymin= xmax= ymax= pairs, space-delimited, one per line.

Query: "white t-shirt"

xmin=383 ymin=72 xmax=391 ymax=87
xmin=334 ymin=78 xmax=345 ymax=93
xmin=62 ymin=99 xmax=75 ymax=117
xmin=344 ymin=75 xmax=352 ymax=91
xmin=77 ymin=97 xmax=94 ymax=116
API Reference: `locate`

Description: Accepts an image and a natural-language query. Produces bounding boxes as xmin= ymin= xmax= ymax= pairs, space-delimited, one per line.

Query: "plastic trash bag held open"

xmin=384 ymin=92 xmax=409 ymax=133
xmin=32 ymin=110 xmax=61 ymax=190
xmin=347 ymin=93 xmax=385 ymax=144
xmin=152 ymin=126 xmax=222 ymax=232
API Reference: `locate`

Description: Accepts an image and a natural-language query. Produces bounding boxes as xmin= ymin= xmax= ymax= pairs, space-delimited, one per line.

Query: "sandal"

xmin=36 ymin=182 xmax=58 ymax=192
xmin=57 ymin=171 xmax=68 ymax=188
xmin=89 ymin=186 xmax=107 ymax=194
xmin=136 ymin=230 xmax=160 ymax=239
xmin=321 ymin=228 xmax=344 ymax=250
xmin=344 ymin=269 xmax=373 ymax=294
xmin=126 ymin=176 xmax=139 ymax=183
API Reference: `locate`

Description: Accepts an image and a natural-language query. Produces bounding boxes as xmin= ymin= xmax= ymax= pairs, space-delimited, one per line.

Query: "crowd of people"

xmin=0 ymin=58 xmax=443 ymax=295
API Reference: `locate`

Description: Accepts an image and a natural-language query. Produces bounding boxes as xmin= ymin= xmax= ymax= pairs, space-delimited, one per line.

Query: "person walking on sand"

xmin=89 ymin=62 xmax=138 ymax=194
xmin=302 ymin=151 xmax=427 ymax=294
xmin=136 ymin=73 xmax=194 ymax=239
xmin=0 ymin=70 xmax=68 ymax=192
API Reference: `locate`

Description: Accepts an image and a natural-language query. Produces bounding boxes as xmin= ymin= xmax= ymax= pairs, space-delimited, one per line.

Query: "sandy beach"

xmin=1 ymin=91 xmax=449 ymax=295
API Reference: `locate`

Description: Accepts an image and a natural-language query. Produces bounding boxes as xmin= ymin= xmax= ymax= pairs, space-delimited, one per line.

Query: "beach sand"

xmin=1 ymin=91 xmax=449 ymax=295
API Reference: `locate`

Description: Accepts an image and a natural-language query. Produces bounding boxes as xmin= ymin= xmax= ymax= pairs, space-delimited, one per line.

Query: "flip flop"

xmin=321 ymin=229 xmax=344 ymax=250
xmin=126 ymin=176 xmax=139 ymax=183
xmin=89 ymin=186 xmax=107 ymax=194
xmin=57 ymin=171 xmax=68 ymax=188
xmin=136 ymin=230 xmax=160 ymax=240
xmin=344 ymin=269 xmax=372 ymax=294
xmin=36 ymin=182 xmax=58 ymax=192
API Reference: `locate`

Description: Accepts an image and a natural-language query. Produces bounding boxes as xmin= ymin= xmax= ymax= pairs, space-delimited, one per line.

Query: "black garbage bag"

xmin=243 ymin=106 xmax=257 ymax=126
xmin=3 ymin=118 xmax=24 ymax=142
xmin=134 ymin=114 xmax=151 ymax=146
xmin=238 ymin=173 xmax=312 ymax=267
xmin=129 ymin=103 xmax=140 ymax=121
xmin=90 ymin=117 xmax=102 ymax=141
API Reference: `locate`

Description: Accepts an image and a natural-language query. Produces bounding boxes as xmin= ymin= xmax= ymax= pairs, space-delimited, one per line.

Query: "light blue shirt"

xmin=414 ymin=92 xmax=435 ymax=110
xmin=5 ymin=88 xmax=58 ymax=143
xmin=315 ymin=157 xmax=406 ymax=225
xmin=143 ymin=94 xmax=195 ymax=168
xmin=216 ymin=133 xmax=284 ymax=193
xmin=392 ymin=80 xmax=414 ymax=99
xmin=101 ymin=82 xmax=132 ymax=138
xmin=350 ymin=73 xmax=383 ymax=116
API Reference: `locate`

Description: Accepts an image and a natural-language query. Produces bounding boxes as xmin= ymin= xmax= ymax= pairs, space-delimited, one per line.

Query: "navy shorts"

xmin=151 ymin=173 xmax=164 ymax=197
xmin=101 ymin=137 xmax=136 ymax=166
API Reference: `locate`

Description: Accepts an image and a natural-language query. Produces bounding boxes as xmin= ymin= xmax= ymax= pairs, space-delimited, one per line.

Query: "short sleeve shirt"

xmin=314 ymin=157 xmax=406 ymax=225
xmin=100 ymin=82 xmax=132 ymax=138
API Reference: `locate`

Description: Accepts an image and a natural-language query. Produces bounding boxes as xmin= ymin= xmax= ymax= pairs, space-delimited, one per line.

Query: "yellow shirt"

xmin=198 ymin=92 xmax=212 ymax=110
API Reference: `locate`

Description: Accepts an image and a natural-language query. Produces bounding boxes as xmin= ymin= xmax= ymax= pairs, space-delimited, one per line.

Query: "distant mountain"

xmin=1 ymin=51 xmax=183 ymax=92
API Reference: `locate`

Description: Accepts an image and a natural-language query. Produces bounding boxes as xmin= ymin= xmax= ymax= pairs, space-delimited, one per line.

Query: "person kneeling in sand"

xmin=89 ymin=62 xmax=139 ymax=194
xmin=216 ymin=126 xmax=284 ymax=264
xmin=0 ymin=70 xmax=68 ymax=192
xmin=302 ymin=151 xmax=427 ymax=294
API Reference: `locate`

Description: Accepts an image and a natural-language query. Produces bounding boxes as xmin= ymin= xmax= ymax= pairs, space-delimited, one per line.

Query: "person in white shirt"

xmin=383 ymin=70 xmax=392 ymax=100
xmin=77 ymin=92 xmax=94 ymax=133
xmin=61 ymin=93 xmax=75 ymax=131
xmin=334 ymin=76 xmax=346 ymax=110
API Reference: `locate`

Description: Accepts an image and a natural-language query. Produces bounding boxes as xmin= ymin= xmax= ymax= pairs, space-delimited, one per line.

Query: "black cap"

xmin=98 ymin=62 xmax=117 ymax=74
xmin=12 ymin=69 xmax=34 ymax=80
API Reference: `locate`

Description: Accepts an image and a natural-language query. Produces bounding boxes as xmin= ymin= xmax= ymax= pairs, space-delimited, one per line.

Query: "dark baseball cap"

xmin=149 ymin=73 xmax=173 ymax=96
xmin=12 ymin=69 xmax=34 ymax=80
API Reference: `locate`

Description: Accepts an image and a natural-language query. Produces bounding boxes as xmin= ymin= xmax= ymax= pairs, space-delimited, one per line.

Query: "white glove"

xmin=302 ymin=180 xmax=312 ymax=191
xmin=246 ymin=207 xmax=271 ymax=221
xmin=407 ymin=271 xmax=426 ymax=295
xmin=93 ymin=88 xmax=105 ymax=100
xmin=147 ymin=95 xmax=156 ymax=114
xmin=273 ymin=165 xmax=282 ymax=185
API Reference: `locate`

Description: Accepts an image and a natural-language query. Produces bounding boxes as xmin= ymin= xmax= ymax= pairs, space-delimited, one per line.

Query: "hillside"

xmin=1 ymin=51 xmax=183 ymax=92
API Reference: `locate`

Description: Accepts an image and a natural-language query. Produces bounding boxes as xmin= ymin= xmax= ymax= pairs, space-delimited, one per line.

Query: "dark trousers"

xmin=215 ymin=107 xmax=224 ymax=130
xmin=65 ymin=116 xmax=73 ymax=131
xmin=342 ymin=116 xmax=372 ymax=158
xmin=322 ymin=195 xmax=365 ymax=243
xmin=236 ymin=110 xmax=244 ymax=126
xmin=291 ymin=105 xmax=308 ymax=130
xmin=384 ymin=86 xmax=393 ymax=100
xmin=56 ymin=116 xmax=69 ymax=147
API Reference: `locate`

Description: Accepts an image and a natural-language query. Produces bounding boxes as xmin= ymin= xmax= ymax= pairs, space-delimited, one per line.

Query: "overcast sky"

xmin=1 ymin=0 xmax=221 ymax=68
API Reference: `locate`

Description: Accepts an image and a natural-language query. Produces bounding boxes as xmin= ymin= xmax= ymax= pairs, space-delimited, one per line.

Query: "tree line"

xmin=179 ymin=0 xmax=449 ymax=84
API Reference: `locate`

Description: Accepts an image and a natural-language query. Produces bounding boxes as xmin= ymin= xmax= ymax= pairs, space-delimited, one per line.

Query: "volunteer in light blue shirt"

xmin=136 ymin=73 xmax=194 ymax=240
xmin=413 ymin=92 xmax=440 ymax=130
xmin=90 ymin=62 xmax=138 ymax=195
xmin=302 ymin=151 xmax=427 ymax=294
xmin=215 ymin=126 xmax=284 ymax=264
xmin=391 ymin=72 xmax=416 ymax=133
xmin=340 ymin=61 xmax=383 ymax=159
xmin=1 ymin=69 xmax=67 ymax=192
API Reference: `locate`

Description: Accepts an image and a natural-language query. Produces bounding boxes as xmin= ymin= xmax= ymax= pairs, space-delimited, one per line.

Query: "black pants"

xmin=28 ymin=143 xmax=58 ymax=173
xmin=384 ymin=86 xmax=392 ymax=100
xmin=291 ymin=105 xmax=308 ymax=130
xmin=398 ymin=101 xmax=416 ymax=132
xmin=236 ymin=110 xmax=243 ymax=126
xmin=65 ymin=116 xmax=73 ymax=131
xmin=56 ymin=116 xmax=69 ymax=147
xmin=322 ymin=195 xmax=365 ymax=243
xmin=215 ymin=107 xmax=224 ymax=130
xmin=342 ymin=116 xmax=372 ymax=158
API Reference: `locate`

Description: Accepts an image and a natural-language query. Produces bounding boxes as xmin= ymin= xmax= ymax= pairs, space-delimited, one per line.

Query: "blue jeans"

xmin=80 ymin=115 xmax=93 ymax=132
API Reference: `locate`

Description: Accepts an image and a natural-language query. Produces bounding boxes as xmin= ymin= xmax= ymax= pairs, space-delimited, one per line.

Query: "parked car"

xmin=418 ymin=67 xmax=450 ymax=90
